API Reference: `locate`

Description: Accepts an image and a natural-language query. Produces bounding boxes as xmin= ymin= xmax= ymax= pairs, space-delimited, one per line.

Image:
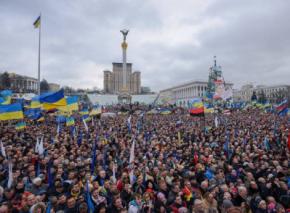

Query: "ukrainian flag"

xmin=90 ymin=105 xmax=102 ymax=115
xmin=58 ymin=96 xmax=79 ymax=113
xmin=66 ymin=117 xmax=75 ymax=126
xmin=159 ymin=109 xmax=171 ymax=115
xmin=0 ymin=90 xmax=12 ymax=105
xmin=189 ymin=98 xmax=204 ymax=116
xmin=15 ymin=122 xmax=26 ymax=130
xmin=40 ymin=89 xmax=66 ymax=111
xmin=0 ymin=103 xmax=24 ymax=121
xmin=37 ymin=115 xmax=45 ymax=122
xmin=33 ymin=15 xmax=41 ymax=28
xmin=82 ymin=114 xmax=91 ymax=122
xmin=80 ymin=108 xmax=89 ymax=115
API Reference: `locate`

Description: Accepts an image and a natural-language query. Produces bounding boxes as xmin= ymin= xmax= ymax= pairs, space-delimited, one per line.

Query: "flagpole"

xmin=37 ymin=13 xmax=41 ymax=95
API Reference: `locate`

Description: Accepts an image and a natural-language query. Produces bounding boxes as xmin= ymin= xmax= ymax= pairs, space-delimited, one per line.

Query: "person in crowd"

xmin=0 ymin=105 xmax=289 ymax=213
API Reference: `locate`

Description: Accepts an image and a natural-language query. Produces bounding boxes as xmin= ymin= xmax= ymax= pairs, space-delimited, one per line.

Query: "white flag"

xmin=7 ymin=161 xmax=13 ymax=188
xmin=57 ymin=123 xmax=60 ymax=135
xmin=129 ymin=139 xmax=135 ymax=185
xmin=112 ymin=163 xmax=117 ymax=184
xmin=38 ymin=136 xmax=44 ymax=155
xmin=0 ymin=140 xmax=6 ymax=158
xmin=35 ymin=137 xmax=39 ymax=153
xmin=83 ymin=119 xmax=88 ymax=132
xmin=214 ymin=116 xmax=219 ymax=128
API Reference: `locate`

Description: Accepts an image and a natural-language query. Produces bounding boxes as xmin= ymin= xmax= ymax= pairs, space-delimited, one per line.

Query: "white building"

xmin=159 ymin=80 xmax=233 ymax=105
xmin=233 ymin=84 xmax=290 ymax=103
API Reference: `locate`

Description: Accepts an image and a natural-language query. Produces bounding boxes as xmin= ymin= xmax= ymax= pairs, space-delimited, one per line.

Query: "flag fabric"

xmin=56 ymin=115 xmax=66 ymax=123
xmin=46 ymin=201 xmax=51 ymax=213
xmin=90 ymin=105 xmax=102 ymax=115
xmin=57 ymin=123 xmax=61 ymax=135
xmin=58 ymin=96 xmax=79 ymax=113
xmin=7 ymin=161 xmax=13 ymax=189
xmin=33 ymin=15 xmax=41 ymax=28
xmin=29 ymin=97 xmax=42 ymax=109
xmin=159 ymin=108 xmax=171 ymax=115
xmin=205 ymin=168 xmax=214 ymax=180
xmin=83 ymin=118 xmax=89 ymax=132
xmin=37 ymin=114 xmax=44 ymax=122
xmin=182 ymin=186 xmax=193 ymax=202
xmin=39 ymin=89 xmax=66 ymax=111
xmin=15 ymin=122 xmax=26 ymax=130
xmin=223 ymin=109 xmax=231 ymax=115
xmin=82 ymin=114 xmax=91 ymax=122
xmin=214 ymin=116 xmax=219 ymax=128
xmin=263 ymin=137 xmax=270 ymax=151
xmin=276 ymin=99 xmax=288 ymax=116
xmin=178 ymin=131 xmax=181 ymax=144
xmin=25 ymin=108 xmax=42 ymax=120
xmin=77 ymin=130 xmax=82 ymax=147
xmin=80 ymin=108 xmax=89 ymax=115
xmin=129 ymin=139 xmax=135 ymax=185
xmin=35 ymin=136 xmax=44 ymax=155
xmin=0 ymin=90 xmax=12 ymax=105
xmin=189 ymin=98 xmax=204 ymax=116
xmin=112 ymin=163 xmax=117 ymax=184
xmin=66 ymin=117 xmax=75 ymax=126
xmin=0 ymin=140 xmax=6 ymax=158
xmin=0 ymin=103 xmax=24 ymax=121
xmin=127 ymin=115 xmax=132 ymax=133
xmin=85 ymin=180 xmax=95 ymax=213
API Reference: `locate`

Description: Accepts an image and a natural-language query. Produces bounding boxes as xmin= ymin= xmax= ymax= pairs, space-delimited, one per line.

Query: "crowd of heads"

xmin=0 ymin=105 xmax=289 ymax=213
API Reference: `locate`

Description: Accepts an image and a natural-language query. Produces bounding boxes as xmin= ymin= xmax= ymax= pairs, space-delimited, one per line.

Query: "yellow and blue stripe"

xmin=0 ymin=103 xmax=24 ymax=121
xmin=15 ymin=121 xmax=26 ymax=130
xmin=58 ymin=96 xmax=79 ymax=113
xmin=0 ymin=90 xmax=12 ymax=105
xmin=40 ymin=89 xmax=67 ymax=111
xmin=90 ymin=105 xmax=102 ymax=115
xmin=66 ymin=117 xmax=75 ymax=126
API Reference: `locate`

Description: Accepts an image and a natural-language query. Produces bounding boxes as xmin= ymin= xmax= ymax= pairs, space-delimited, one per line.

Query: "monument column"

xmin=120 ymin=29 xmax=129 ymax=93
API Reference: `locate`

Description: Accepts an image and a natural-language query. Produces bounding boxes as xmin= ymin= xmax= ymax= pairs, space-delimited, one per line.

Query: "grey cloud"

xmin=0 ymin=0 xmax=289 ymax=91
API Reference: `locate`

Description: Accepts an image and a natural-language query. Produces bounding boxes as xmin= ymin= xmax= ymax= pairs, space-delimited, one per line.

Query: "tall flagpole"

xmin=37 ymin=13 xmax=41 ymax=95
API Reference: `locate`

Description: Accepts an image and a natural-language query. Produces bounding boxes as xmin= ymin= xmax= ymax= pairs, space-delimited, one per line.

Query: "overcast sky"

xmin=0 ymin=0 xmax=290 ymax=91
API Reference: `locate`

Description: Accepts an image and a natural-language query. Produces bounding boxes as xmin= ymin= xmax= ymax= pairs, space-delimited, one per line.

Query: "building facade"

xmin=48 ymin=83 xmax=60 ymax=91
xmin=233 ymin=84 xmax=290 ymax=103
xmin=103 ymin=63 xmax=141 ymax=94
xmin=9 ymin=73 xmax=38 ymax=93
xmin=159 ymin=80 xmax=233 ymax=105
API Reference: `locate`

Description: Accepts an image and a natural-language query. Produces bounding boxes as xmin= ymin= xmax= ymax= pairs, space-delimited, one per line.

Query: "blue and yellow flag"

xmin=40 ymin=89 xmax=66 ymax=111
xmin=90 ymin=105 xmax=101 ymax=115
xmin=0 ymin=103 xmax=24 ymax=121
xmin=80 ymin=108 xmax=89 ymax=115
xmin=159 ymin=108 xmax=171 ymax=115
xmin=82 ymin=114 xmax=91 ymax=122
xmin=37 ymin=115 xmax=45 ymax=122
xmin=0 ymin=90 xmax=12 ymax=105
xmin=66 ymin=117 xmax=75 ymax=126
xmin=58 ymin=96 xmax=79 ymax=113
xmin=33 ymin=15 xmax=41 ymax=28
xmin=15 ymin=121 xmax=26 ymax=130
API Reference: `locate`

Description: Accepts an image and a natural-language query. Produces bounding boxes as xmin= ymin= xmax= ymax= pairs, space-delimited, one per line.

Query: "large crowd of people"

xmin=0 ymin=106 xmax=289 ymax=213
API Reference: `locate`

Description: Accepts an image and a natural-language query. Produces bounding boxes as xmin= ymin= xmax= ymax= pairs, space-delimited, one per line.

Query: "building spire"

xmin=214 ymin=55 xmax=217 ymax=67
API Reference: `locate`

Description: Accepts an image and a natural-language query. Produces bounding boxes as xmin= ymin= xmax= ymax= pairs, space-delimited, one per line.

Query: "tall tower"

xmin=120 ymin=29 xmax=129 ymax=93
xmin=207 ymin=56 xmax=223 ymax=98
